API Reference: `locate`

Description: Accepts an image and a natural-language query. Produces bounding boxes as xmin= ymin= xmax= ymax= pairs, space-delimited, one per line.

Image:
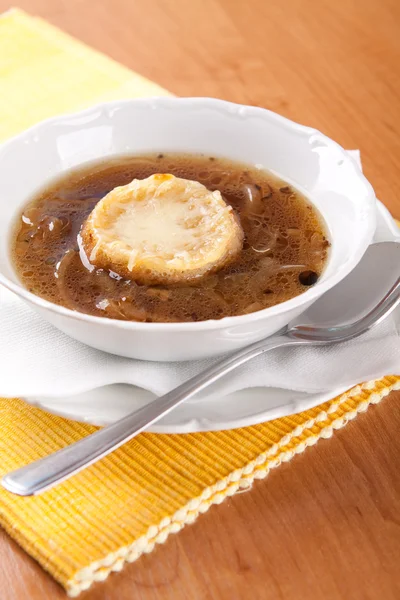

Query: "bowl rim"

xmin=0 ymin=96 xmax=377 ymax=331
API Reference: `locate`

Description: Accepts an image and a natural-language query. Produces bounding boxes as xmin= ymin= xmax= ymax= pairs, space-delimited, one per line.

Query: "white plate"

xmin=28 ymin=384 xmax=348 ymax=432
xmin=25 ymin=200 xmax=399 ymax=433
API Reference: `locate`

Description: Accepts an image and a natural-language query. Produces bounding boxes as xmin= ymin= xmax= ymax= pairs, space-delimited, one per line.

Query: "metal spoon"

xmin=3 ymin=242 xmax=400 ymax=496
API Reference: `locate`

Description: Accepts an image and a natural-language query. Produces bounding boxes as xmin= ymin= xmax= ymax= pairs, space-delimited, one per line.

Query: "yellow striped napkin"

xmin=0 ymin=8 xmax=399 ymax=597
xmin=0 ymin=8 xmax=171 ymax=142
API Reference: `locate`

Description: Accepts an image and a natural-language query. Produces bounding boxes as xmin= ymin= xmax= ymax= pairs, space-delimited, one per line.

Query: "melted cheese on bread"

xmin=81 ymin=174 xmax=243 ymax=284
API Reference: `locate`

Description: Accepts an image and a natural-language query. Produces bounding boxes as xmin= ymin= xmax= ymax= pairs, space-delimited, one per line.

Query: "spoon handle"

xmin=2 ymin=334 xmax=305 ymax=496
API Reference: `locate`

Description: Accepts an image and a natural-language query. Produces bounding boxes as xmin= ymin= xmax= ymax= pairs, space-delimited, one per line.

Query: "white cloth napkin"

xmin=1 ymin=152 xmax=399 ymax=400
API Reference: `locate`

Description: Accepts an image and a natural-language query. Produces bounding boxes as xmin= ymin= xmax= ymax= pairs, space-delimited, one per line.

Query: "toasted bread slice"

xmin=81 ymin=174 xmax=243 ymax=285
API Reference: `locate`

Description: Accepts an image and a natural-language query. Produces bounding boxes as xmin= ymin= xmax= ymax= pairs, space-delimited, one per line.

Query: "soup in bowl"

xmin=0 ymin=98 xmax=376 ymax=360
xmin=11 ymin=153 xmax=330 ymax=322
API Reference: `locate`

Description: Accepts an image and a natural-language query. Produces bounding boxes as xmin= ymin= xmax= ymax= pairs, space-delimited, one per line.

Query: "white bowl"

xmin=0 ymin=98 xmax=376 ymax=361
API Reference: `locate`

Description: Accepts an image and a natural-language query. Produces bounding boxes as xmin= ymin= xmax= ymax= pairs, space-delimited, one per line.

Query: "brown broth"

xmin=11 ymin=153 xmax=330 ymax=322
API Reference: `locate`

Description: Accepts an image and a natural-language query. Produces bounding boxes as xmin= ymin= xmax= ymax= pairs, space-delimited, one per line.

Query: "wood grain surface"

xmin=0 ymin=0 xmax=399 ymax=598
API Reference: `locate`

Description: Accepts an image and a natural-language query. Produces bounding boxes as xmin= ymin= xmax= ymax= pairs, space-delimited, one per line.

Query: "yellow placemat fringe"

xmin=0 ymin=8 xmax=399 ymax=597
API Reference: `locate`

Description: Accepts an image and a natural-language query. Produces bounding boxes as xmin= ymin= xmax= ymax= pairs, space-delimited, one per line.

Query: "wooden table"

xmin=0 ymin=0 xmax=399 ymax=598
